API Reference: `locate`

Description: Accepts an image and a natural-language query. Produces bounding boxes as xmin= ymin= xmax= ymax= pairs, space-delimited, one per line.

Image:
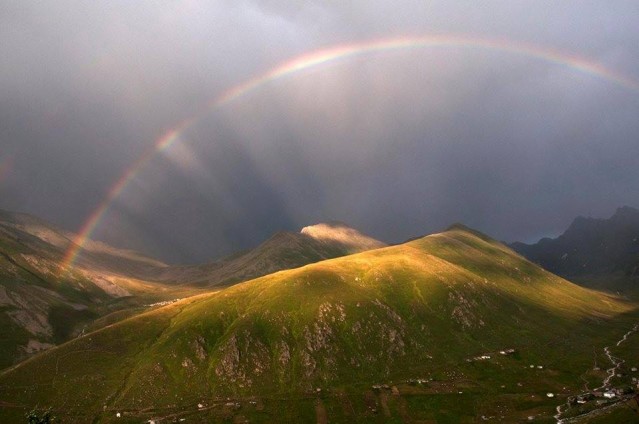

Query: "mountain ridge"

xmin=511 ymin=206 xmax=639 ymax=290
xmin=0 ymin=210 xmax=195 ymax=368
xmin=152 ymin=221 xmax=387 ymax=286
xmin=0 ymin=210 xmax=386 ymax=368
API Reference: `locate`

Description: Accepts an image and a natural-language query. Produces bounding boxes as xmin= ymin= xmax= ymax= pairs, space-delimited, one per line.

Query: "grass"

xmin=0 ymin=227 xmax=637 ymax=422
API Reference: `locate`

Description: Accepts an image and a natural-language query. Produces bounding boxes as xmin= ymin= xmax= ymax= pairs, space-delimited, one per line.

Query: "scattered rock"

xmin=194 ymin=336 xmax=207 ymax=361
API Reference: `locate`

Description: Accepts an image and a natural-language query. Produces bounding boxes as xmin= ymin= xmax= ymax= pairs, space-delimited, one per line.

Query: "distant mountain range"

xmin=511 ymin=206 xmax=639 ymax=290
xmin=0 ymin=209 xmax=168 ymax=277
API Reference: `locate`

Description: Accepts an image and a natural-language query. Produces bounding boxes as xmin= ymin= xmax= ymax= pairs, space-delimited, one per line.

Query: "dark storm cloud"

xmin=2 ymin=1 xmax=639 ymax=262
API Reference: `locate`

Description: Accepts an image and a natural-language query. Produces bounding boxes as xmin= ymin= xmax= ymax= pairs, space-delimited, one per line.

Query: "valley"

xmin=554 ymin=321 xmax=639 ymax=423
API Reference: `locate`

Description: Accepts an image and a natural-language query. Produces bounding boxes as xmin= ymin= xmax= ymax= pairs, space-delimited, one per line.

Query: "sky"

xmin=2 ymin=1 xmax=639 ymax=263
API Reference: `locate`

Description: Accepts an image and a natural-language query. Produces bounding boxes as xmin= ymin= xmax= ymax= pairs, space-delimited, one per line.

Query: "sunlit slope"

xmin=0 ymin=226 xmax=634 ymax=422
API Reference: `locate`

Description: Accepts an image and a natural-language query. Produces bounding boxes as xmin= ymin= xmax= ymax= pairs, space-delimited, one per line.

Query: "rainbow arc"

xmin=60 ymin=34 xmax=639 ymax=271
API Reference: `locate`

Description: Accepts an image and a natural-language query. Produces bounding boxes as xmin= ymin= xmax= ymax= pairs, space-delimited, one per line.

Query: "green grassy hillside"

xmin=1 ymin=226 xmax=637 ymax=423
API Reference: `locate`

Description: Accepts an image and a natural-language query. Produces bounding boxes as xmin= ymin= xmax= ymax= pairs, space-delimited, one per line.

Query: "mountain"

xmin=0 ymin=210 xmax=168 ymax=277
xmin=0 ymin=211 xmax=383 ymax=369
xmin=0 ymin=210 xmax=196 ymax=369
xmin=2 ymin=226 xmax=636 ymax=423
xmin=511 ymin=206 xmax=639 ymax=290
xmin=152 ymin=221 xmax=386 ymax=286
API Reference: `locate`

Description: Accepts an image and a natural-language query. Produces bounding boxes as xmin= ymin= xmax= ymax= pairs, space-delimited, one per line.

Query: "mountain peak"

xmin=612 ymin=205 xmax=639 ymax=221
xmin=446 ymin=222 xmax=473 ymax=232
xmin=300 ymin=222 xmax=386 ymax=251
xmin=565 ymin=206 xmax=639 ymax=235
xmin=445 ymin=223 xmax=494 ymax=242
xmin=614 ymin=205 xmax=639 ymax=214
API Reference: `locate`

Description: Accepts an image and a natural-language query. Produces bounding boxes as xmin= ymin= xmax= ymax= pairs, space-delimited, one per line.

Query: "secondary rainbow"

xmin=60 ymin=34 xmax=639 ymax=271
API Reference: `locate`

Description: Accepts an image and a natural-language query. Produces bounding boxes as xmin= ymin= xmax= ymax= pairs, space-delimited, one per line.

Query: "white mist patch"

xmin=300 ymin=222 xmax=386 ymax=251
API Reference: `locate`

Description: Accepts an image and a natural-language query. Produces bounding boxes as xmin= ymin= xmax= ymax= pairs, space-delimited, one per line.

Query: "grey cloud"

xmin=1 ymin=1 xmax=639 ymax=262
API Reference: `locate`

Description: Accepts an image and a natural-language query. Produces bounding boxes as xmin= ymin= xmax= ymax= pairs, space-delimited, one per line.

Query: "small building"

xmin=603 ymin=391 xmax=616 ymax=399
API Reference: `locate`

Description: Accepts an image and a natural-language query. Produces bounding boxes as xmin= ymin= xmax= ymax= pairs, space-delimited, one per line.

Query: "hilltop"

xmin=1 ymin=226 xmax=636 ymax=423
xmin=152 ymin=222 xmax=386 ymax=286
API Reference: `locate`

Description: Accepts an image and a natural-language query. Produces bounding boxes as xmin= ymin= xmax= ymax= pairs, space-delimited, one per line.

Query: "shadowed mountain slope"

xmin=511 ymin=206 xmax=639 ymax=291
xmin=0 ymin=210 xmax=195 ymax=368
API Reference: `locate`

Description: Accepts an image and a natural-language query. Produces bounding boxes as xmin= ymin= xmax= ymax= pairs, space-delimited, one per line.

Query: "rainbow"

xmin=60 ymin=34 xmax=639 ymax=271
